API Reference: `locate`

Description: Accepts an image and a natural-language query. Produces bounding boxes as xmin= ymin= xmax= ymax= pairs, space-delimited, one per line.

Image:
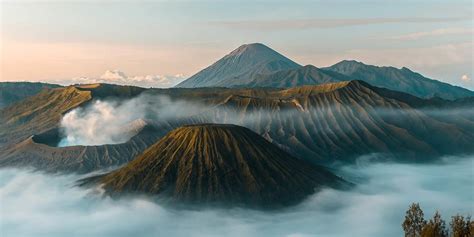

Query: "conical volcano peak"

xmin=225 ymin=43 xmax=295 ymax=63
xmin=175 ymin=43 xmax=300 ymax=88
xmin=228 ymin=43 xmax=276 ymax=56
xmin=85 ymin=123 xmax=347 ymax=208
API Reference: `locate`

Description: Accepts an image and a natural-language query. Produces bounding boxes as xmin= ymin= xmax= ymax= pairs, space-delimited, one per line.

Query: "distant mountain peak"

xmin=223 ymin=43 xmax=295 ymax=63
xmin=228 ymin=43 xmax=270 ymax=56
xmin=329 ymin=60 xmax=366 ymax=71
xmin=339 ymin=59 xmax=365 ymax=65
xmin=175 ymin=43 xmax=300 ymax=88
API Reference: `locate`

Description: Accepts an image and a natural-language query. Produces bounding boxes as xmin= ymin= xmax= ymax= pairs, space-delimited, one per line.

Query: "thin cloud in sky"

xmin=387 ymin=27 xmax=474 ymax=40
xmin=212 ymin=16 xmax=471 ymax=31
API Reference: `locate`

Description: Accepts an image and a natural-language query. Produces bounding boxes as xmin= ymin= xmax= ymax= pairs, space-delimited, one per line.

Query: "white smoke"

xmin=58 ymin=100 xmax=146 ymax=147
xmin=58 ymin=94 xmax=208 ymax=147
xmin=1 ymin=156 xmax=472 ymax=237
xmin=52 ymin=70 xmax=187 ymax=88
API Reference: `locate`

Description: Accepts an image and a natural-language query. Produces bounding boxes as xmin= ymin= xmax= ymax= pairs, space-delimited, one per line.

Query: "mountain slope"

xmin=0 ymin=124 xmax=163 ymax=173
xmin=324 ymin=60 xmax=474 ymax=100
xmin=244 ymin=65 xmax=353 ymax=88
xmin=0 ymin=82 xmax=62 ymax=109
xmin=0 ymin=83 xmax=146 ymax=145
xmin=175 ymin=43 xmax=301 ymax=88
xmin=197 ymin=81 xmax=474 ymax=163
xmin=84 ymin=124 xmax=347 ymax=208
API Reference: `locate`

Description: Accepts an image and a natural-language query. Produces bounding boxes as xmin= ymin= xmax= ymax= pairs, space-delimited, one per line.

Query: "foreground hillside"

xmin=82 ymin=124 xmax=347 ymax=208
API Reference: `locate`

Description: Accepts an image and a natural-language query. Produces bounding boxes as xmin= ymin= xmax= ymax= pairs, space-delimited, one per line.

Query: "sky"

xmin=0 ymin=0 xmax=473 ymax=89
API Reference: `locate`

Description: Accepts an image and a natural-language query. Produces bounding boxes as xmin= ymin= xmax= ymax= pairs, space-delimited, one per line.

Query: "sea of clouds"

xmin=1 ymin=156 xmax=472 ymax=237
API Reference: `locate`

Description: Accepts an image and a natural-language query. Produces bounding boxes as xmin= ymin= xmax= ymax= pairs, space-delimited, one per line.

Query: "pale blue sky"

xmin=1 ymin=0 xmax=473 ymax=89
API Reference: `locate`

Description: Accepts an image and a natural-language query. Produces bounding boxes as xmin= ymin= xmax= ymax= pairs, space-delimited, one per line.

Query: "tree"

xmin=421 ymin=211 xmax=448 ymax=237
xmin=450 ymin=215 xmax=472 ymax=237
xmin=403 ymin=203 xmax=427 ymax=237
xmin=402 ymin=204 xmax=473 ymax=237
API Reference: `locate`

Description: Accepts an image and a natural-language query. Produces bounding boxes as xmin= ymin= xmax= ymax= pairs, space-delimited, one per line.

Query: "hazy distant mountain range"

xmin=177 ymin=43 xmax=473 ymax=100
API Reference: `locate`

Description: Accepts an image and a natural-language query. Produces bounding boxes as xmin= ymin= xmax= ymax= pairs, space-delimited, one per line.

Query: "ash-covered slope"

xmin=175 ymin=43 xmax=301 ymax=88
xmin=325 ymin=60 xmax=474 ymax=100
xmin=204 ymin=81 xmax=474 ymax=163
xmin=87 ymin=124 xmax=346 ymax=208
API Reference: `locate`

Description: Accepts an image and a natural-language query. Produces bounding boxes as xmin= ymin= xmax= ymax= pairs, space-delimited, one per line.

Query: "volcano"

xmin=87 ymin=124 xmax=347 ymax=208
xmin=175 ymin=43 xmax=301 ymax=88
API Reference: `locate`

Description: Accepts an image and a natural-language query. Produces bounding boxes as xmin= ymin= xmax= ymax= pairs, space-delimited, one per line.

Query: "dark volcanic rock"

xmin=87 ymin=124 xmax=347 ymax=208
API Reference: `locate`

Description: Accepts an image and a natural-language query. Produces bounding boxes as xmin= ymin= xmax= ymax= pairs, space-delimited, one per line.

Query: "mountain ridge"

xmin=175 ymin=43 xmax=473 ymax=100
xmin=324 ymin=60 xmax=474 ymax=100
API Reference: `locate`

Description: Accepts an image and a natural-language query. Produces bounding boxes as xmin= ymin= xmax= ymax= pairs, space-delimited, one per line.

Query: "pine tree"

xmin=450 ymin=215 xmax=472 ymax=237
xmin=421 ymin=211 xmax=448 ymax=237
xmin=403 ymin=203 xmax=427 ymax=237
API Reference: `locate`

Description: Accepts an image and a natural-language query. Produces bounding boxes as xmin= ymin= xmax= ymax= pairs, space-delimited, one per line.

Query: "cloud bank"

xmin=48 ymin=70 xmax=187 ymax=88
xmin=1 ymin=156 xmax=472 ymax=237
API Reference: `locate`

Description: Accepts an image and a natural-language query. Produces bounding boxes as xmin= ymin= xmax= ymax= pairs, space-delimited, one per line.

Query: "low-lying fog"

xmin=1 ymin=156 xmax=472 ymax=237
